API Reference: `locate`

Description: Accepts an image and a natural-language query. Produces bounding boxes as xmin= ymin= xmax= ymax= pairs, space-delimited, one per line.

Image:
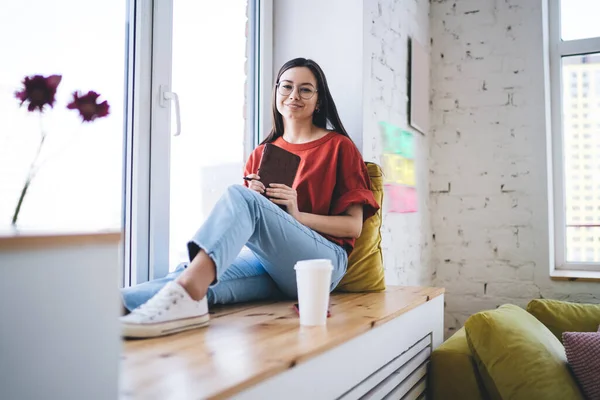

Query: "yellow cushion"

xmin=527 ymin=299 xmax=600 ymax=342
xmin=428 ymin=327 xmax=487 ymax=400
xmin=465 ymin=304 xmax=584 ymax=400
xmin=336 ymin=162 xmax=385 ymax=292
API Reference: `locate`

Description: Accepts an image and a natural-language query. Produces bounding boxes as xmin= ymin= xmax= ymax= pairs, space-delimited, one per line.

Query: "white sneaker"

xmin=120 ymin=282 xmax=209 ymax=339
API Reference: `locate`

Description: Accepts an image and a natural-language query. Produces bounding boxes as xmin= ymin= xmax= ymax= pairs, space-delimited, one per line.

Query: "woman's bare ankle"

xmin=176 ymin=277 xmax=207 ymax=301
xmin=175 ymin=250 xmax=216 ymax=301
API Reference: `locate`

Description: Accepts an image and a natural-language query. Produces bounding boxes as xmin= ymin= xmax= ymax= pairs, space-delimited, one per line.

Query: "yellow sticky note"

xmin=383 ymin=154 xmax=415 ymax=186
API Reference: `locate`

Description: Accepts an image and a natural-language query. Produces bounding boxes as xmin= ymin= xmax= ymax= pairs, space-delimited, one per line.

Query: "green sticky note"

xmin=378 ymin=122 xmax=414 ymax=159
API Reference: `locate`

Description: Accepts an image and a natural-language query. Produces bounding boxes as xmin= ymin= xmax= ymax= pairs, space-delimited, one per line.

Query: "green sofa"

xmin=428 ymin=299 xmax=600 ymax=400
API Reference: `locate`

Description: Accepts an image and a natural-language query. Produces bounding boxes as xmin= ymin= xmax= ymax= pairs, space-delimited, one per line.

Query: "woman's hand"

xmin=266 ymin=183 xmax=300 ymax=219
xmin=245 ymin=174 xmax=265 ymax=194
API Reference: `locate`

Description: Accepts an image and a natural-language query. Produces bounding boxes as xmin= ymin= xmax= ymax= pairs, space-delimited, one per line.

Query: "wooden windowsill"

xmin=120 ymin=286 xmax=445 ymax=400
xmin=550 ymin=269 xmax=600 ymax=282
xmin=0 ymin=227 xmax=122 ymax=250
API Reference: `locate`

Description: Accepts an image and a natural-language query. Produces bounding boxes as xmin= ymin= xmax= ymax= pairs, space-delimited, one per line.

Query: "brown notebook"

xmin=257 ymin=143 xmax=301 ymax=196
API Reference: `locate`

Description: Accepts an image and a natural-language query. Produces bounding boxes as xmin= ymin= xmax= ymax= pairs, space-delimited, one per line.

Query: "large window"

xmin=0 ymin=0 xmax=271 ymax=287
xmin=168 ymin=2 xmax=251 ymax=271
xmin=0 ymin=0 xmax=127 ymax=231
xmin=125 ymin=0 xmax=271 ymax=284
xmin=550 ymin=0 xmax=600 ymax=271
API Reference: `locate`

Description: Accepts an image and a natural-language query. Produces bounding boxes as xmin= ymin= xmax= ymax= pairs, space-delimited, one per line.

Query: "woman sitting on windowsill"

xmin=120 ymin=57 xmax=379 ymax=339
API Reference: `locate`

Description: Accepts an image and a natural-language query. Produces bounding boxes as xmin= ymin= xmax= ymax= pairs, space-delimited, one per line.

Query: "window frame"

xmin=247 ymin=0 xmax=274 ymax=156
xmin=123 ymin=0 xmax=154 ymax=287
xmin=548 ymin=0 xmax=600 ymax=273
xmin=122 ymin=0 xmax=272 ymax=286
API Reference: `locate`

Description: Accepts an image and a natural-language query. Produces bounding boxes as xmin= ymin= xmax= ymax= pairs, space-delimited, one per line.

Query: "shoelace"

xmin=132 ymin=287 xmax=184 ymax=320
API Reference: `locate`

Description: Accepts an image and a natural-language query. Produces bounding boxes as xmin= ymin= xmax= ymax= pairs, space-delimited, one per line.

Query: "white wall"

xmin=362 ymin=0 xmax=433 ymax=286
xmin=273 ymin=0 xmax=364 ymax=150
xmin=430 ymin=0 xmax=600 ymax=336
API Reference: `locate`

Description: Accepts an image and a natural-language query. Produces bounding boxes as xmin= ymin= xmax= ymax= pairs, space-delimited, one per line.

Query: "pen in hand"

xmin=244 ymin=174 xmax=266 ymax=195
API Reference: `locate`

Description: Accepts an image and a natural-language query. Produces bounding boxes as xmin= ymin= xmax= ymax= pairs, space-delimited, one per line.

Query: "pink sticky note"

xmin=385 ymin=184 xmax=417 ymax=213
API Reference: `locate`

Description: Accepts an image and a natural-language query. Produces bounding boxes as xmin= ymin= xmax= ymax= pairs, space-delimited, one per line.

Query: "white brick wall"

xmin=430 ymin=0 xmax=600 ymax=336
xmin=363 ymin=0 xmax=433 ymax=287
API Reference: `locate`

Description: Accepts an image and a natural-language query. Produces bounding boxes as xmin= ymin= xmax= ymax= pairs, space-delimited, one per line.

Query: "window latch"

xmin=159 ymin=85 xmax=181 ymax=136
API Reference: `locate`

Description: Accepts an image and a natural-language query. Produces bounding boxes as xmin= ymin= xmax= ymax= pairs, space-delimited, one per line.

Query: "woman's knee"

xmin=225 ymin=184 xmax=259 ymax=205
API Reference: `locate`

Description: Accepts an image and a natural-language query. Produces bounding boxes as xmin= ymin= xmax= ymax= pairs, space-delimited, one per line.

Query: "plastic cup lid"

xmin=294 ymin=259 xmax=333 ymax=271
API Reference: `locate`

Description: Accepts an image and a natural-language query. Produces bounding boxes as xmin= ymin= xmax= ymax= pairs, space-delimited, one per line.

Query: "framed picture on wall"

xmin=408 ymin=37 xmax=430 ymax=135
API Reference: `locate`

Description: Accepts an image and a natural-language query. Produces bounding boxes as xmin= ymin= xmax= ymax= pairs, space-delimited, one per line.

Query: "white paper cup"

xmin=294 ymin=259 xmax=333 ymax=326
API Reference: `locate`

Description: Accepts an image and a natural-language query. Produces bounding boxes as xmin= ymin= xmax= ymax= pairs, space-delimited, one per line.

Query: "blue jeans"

xmin=121 ymin=185 xmax=348 ymax=311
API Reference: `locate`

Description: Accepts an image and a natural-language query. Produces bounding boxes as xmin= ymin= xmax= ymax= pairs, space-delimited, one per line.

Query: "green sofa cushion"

xmin=465 ymin=304 xmax=584 ymax=400
xmin=428 ymin=327 xmax=487 ymax=400
xmin=527 ymin=299 xmax=600 ymax=342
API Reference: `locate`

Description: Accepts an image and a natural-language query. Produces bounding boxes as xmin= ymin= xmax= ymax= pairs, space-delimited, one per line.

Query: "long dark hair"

xmin=261 ymin=58 xmax=350 ymax=145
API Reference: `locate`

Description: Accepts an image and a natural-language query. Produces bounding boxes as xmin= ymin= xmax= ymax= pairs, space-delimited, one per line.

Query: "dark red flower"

xmin=67 ymin=91 xmax=110 ymax=122
xmin=15 ymin=75 xmax=62 ymax=112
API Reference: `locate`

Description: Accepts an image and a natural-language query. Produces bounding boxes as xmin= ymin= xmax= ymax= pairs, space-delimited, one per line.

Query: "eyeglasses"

xmin=276 ymin=82 xmax=318 ymax=100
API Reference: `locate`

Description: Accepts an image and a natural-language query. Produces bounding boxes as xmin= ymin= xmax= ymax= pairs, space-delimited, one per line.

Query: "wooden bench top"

xmin=119 ymin=286 xmax=444 ymax=400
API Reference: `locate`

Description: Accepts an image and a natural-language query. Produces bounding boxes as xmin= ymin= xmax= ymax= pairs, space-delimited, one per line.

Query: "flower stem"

xmin=11 ymin=177 xmax=31 ymax=225
xmin=11 ymin=115 xmax=47 ymax=226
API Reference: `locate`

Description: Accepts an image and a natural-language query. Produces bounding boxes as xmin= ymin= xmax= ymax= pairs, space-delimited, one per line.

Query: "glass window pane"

xmin=169 ymin=1 xmax=249 ymax=269
xmin=562 ymin=54 xmax=600 ymax=263
xmin=561 ymin=0 xmax=600 ymax=41
xmin=566 ymin=227 xmax=600 ymax=262
xmin=0 ymin=0 xmax=127 ymax=230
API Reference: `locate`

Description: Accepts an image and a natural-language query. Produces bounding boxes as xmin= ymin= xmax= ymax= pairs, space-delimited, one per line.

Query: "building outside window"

xmin=551 ymin=0 xmax=600 ymax=269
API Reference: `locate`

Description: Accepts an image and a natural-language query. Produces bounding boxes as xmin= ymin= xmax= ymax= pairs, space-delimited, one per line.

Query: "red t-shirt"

xmin=243 ymin=131 xmax=380 ymax=254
